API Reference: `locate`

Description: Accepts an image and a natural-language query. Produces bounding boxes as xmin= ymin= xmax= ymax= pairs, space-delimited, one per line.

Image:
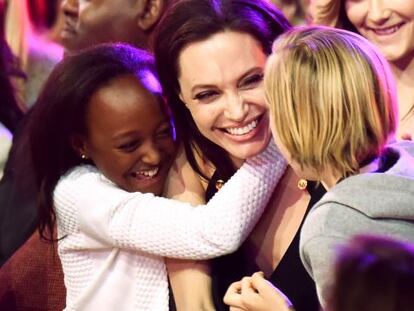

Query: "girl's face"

xmin=177 ymin=31 xmax=271 ymax=164
xmin=77 ymin=74 xmax=176 ymax=195
xmin=345 ymin=0 xmax=414 ymax=62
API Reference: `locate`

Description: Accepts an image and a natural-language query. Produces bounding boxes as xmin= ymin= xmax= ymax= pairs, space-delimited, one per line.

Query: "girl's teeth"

xmin=226 ymin=119 xmax=258 ymax=136
xmin=136 ymin=168 xmax=159 ymax=178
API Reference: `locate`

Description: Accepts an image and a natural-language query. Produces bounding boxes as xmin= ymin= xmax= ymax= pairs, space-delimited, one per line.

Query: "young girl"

xmin=26 ymin=44 xmax=286 ymax=310
xmin=224 ymin=26 xmax=414 ymax=310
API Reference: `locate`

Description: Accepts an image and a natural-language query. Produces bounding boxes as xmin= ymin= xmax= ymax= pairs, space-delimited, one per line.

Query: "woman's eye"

xmin=240 ymin=73 xmax=264 ymax=89
xmin=193 ymin=90 xmax=219 ymax=102
xmin=118 ymin=140 xmax=140 ymax=152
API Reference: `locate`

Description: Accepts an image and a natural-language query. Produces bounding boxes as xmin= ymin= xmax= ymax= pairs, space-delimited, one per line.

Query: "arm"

xmin=54 ymin=141 xmax=287 ymax=259
xmin=299 ymin=202 xmax=347 ymax=307
xmin=164 ymin=146 xmax=215 ymax=311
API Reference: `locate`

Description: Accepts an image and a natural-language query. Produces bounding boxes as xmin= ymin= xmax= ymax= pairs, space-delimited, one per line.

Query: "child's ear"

xmin=136 ymin=0 xmax=166 ymax=31
xmin=70 ymin=135 xmax=88 ymax=160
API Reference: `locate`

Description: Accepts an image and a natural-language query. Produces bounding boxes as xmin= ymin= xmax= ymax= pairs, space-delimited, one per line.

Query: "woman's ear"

xmin=178 ymin=92 xmax=190 ymax=110
xmin=70 ymin=135 xmax=88 ymax=160
xmin=179 ymin=92 xmax=185 ymax=104
xmin=136 ymin=0 xmax=166 ymax=31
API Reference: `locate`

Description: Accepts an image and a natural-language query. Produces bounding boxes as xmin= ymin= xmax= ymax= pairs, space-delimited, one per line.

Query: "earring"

xmin=297 ymin=178 xmax=307 ymax=190
xmin=81 ymin=154 xmax=87 ymax=159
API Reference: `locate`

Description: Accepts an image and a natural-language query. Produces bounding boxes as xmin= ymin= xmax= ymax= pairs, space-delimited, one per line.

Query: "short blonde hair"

xmin=265 ymin=26 xmax=397 ymax=178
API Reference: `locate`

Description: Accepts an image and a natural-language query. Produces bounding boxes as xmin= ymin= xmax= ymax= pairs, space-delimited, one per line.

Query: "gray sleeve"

xmin=299 ymin=203 xmax=349 ymax=307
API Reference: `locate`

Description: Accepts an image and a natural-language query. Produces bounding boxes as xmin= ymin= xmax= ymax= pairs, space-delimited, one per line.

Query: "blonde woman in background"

xmin=224 ymin=26 xmax=414 ymax=310
xmin=4 ymin=0 xmax=63 ymax=108
xmin=269 ymin=0 xmax=308 ymax=25
xmin=309 ymin=0 xmax=414 ymax=140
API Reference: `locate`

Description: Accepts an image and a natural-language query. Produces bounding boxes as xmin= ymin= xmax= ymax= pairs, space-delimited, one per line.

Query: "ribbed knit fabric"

xmin=54 ymin=141 xmax=287 ymax=310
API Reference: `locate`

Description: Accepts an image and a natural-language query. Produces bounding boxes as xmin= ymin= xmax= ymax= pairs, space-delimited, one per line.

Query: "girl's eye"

xmin=156 ymin=125 xmax=173 ymax=139
xmin=193 ymin=90 xmax=219 ymax=102
xmin=118 ymin=140 xmax=140 ymax=153
xmin=240 ymin=73 xmax=264 ymax=89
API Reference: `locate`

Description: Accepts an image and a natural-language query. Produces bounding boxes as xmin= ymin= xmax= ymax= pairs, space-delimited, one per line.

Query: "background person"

xmin=60 ymin=0 xmax=169 ymax=54
xmin=327 ymin=234 xmax=414 ymax=311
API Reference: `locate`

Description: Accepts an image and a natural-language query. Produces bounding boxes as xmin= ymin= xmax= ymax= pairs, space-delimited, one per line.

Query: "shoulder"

xmin=55 ymin=165 xmax=102 ymax=188
xmin=163 ymin=145 xmax=207 ymax=205
xmin=53 ymin=165 xmax=117 ymax=205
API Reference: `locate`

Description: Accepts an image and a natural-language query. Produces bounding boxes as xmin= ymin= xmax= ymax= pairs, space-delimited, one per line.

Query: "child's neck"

xmin=320 ymin=166 xmax=342 ymax=190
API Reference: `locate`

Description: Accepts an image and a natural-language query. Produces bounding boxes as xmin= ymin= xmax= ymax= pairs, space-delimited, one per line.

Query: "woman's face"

xmin=345 ymin=0 xmax=414 ymax=62
xmin=177 ymin=31 xmax=271 ymax=163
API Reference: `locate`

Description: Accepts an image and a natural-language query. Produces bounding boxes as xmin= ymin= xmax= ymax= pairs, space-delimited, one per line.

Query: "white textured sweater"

xmin=54 ymin=142 xmax=286 ymax=310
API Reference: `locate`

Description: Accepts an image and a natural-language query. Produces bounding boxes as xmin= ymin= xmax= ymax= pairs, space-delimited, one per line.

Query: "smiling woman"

xmin=310 ymin=0 xmax=414 ymax=140
xmin=154 ymin=1 xmax=323 ymax=311
xmin=177 ymin=31 xmax=270 ymax=163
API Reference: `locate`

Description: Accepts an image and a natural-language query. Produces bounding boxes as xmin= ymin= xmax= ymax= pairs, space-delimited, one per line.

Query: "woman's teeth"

xmin=372 ymin=24 xmax=402 ymax=36
xmin=225 ymin=119 xmax=258 ymax=136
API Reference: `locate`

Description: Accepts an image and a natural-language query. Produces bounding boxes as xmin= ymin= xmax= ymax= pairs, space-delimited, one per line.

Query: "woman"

xmin=310 ymin=0 xmax=414 ymax=140
xmin=154 ymin=1 xmax=324 ymax=310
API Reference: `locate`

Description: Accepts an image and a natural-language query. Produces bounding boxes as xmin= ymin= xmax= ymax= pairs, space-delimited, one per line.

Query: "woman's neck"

xmin=230 ymin=155 xmax=244 ymax=169
xmin=390 ymin=56 xmax=414 ymax=124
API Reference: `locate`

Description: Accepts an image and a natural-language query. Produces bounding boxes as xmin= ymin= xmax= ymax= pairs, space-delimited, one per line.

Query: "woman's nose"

xmin=223 ymin=93 xmax=248 ymax=122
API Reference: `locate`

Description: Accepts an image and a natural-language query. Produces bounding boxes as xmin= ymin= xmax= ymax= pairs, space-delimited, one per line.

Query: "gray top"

xmin=300 ymin=141 xmax=414 ymax=307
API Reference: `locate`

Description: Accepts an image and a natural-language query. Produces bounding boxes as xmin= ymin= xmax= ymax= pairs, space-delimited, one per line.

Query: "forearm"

xmin=167 ymin=258 xmax=215 ymax=311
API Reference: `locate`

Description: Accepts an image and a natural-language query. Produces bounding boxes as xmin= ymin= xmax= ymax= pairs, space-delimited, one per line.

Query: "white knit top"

xmin=54 ymin=142 xmax=287 ymax=310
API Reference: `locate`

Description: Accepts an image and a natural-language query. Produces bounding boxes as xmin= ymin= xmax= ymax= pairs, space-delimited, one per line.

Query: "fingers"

xmin=250 ymin=271 xmax=274 ymax=294
xmin=224 ymin=277 xmax=258 ymax=309
xmin=224 ymin=272 xmax=295 ymax=311
xmin=224 ymin=280 xmax=243 ymax=306
xmin=241 ymin=276 xmax=258 ymax=295
xmin=250 ymin=272 xmax=295 ymax=311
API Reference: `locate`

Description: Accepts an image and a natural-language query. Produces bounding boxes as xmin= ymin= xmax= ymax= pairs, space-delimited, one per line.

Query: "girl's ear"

xmin=70 ymin=135 xmax=88 ymax=160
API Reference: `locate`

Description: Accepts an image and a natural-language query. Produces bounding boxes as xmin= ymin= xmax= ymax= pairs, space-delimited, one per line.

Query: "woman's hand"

xmin=223 ymin=272 xmax=294 ymax=311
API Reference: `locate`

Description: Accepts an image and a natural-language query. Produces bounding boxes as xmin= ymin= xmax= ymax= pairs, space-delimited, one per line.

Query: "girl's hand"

xmin=223 ymin=272 xmax=295 ymax=311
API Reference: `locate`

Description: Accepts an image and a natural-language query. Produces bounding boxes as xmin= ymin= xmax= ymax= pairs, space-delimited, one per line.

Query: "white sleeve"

xmin=54 ymin=141 xmax=287 ymax=259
